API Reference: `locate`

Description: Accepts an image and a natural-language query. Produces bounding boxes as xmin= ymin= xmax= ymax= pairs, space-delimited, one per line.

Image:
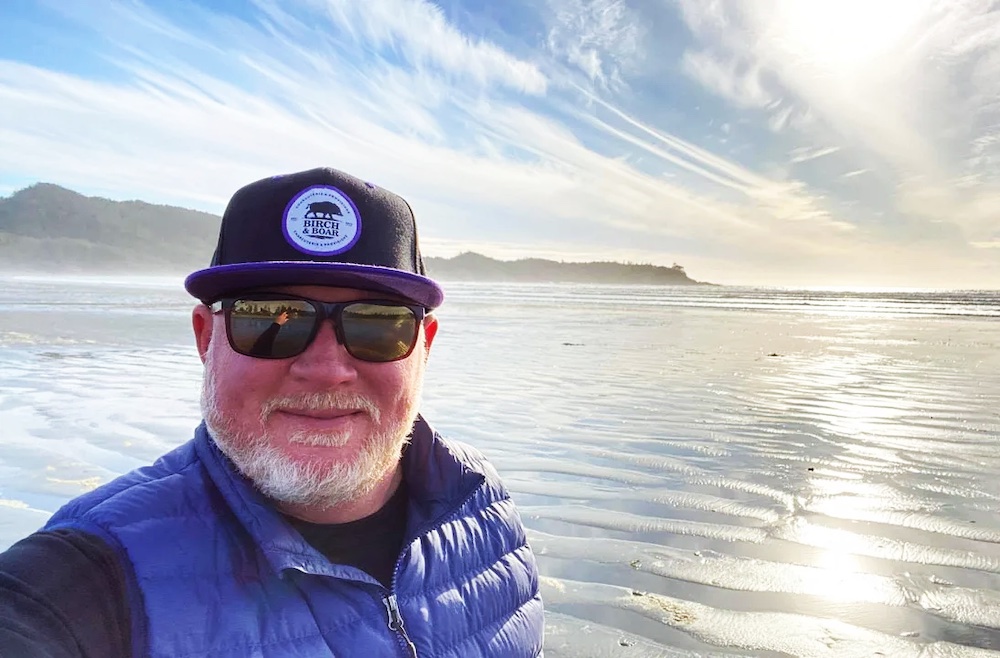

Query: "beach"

xmin=1 ymin=275 xmax=999 ymax=656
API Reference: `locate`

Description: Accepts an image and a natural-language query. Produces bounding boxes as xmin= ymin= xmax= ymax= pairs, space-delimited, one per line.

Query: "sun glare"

xmin=769 ymin=0 xmax=931 ymax=71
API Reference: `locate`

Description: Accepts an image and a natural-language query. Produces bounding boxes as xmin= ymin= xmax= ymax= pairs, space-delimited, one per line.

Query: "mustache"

xmin=260 ymin=391 xmax=381 ymax=423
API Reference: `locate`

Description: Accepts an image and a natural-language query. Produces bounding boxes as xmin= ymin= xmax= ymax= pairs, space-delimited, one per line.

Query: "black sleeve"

xmin=0 ymin=529 xmax=132 ymax=658
xmin=249 ymin=322 xmax=282 ymax=356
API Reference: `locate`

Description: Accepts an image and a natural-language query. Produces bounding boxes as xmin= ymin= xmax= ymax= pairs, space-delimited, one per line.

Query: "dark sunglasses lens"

xmin=228 ymin=299 xmax=316 ymax=358
xmin=341 ymin=303 xmax=419 ymax=362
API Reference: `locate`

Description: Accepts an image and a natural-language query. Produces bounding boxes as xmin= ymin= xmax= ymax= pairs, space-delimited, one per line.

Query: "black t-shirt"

xmin=0 ymin=484 xmax=409 ymax=657
xmin=285 ymin=479 xmax=409 ymax=588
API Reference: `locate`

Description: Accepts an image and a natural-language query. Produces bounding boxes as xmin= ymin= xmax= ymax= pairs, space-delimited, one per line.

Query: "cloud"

xmin=544 ymin=0 xmax=642 ymax=88
xmin=789 ymin=146 xmax=841 ymax=164
xmin=0 ymin=5 xmax=799 ymax=229
xmin=574 ymin=91 xmax=858 ymax=233
xmin=681 ymin=50 xmax=774 ymax=110
xmin=295 ymin=0 xmax=548 ymax=94
xmin=1 ymin=0 xmax=999 ymax=288
xmin=675 ymin=0 xmax=1000 ymax=252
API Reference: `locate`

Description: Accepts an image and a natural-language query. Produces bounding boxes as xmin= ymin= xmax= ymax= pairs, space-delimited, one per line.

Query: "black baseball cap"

xmin=185 ymin=167 xmax=443 ymax=309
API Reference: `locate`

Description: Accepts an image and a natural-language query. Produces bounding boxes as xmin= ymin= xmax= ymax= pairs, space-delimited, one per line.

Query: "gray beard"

xmin=199 ymin=351 xmax=422 ymax=509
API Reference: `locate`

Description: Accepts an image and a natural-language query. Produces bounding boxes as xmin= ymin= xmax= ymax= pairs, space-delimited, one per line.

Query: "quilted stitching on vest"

xmin=46 ymin=419 xmax=544 ymax=657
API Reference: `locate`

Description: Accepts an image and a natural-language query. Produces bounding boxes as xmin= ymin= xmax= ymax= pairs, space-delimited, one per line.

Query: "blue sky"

xmin=1 ymin=0 xmax=999 ymax=288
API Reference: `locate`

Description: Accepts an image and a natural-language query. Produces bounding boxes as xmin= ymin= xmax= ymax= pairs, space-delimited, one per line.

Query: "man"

xmin=0 ymin=167 xmax=544 ymax=657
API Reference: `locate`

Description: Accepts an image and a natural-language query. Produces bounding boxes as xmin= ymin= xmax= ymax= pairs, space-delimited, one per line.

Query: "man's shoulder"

xmin=413 ymin=415 xmax=491 ymax=469
xmin=419 ymin=422 xmax=510 ymax=502
xmin=46 ymin=438 xmax=202 ymax=530
xmin=433 ymin=432 xmax=490 ymax=469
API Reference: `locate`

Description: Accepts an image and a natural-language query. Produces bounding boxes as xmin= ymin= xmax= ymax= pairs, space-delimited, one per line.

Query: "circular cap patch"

xmin=282 ymin=185 xmax=362 ymax=256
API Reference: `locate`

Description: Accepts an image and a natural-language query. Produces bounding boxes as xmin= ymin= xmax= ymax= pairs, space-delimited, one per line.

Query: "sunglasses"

xmin=209 ymin=295 xmax=427 ymax=362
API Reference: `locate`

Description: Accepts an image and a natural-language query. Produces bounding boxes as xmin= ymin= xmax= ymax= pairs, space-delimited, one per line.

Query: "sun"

xmin=767 ymin=0 xmax=932 ymax=72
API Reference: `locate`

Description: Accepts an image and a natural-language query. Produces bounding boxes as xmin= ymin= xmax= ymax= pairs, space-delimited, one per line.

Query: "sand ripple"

xmin=3 ymin=279 xmax=1000 ymax=654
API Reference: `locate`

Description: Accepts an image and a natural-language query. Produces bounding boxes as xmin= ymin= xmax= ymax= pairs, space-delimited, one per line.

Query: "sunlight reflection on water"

xmin=1 ymin=277 xmax=1000 ymax=655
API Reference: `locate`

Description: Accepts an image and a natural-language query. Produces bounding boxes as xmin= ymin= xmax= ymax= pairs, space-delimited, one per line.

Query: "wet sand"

xmin=1 ymin=276 xmax=999 ymax=655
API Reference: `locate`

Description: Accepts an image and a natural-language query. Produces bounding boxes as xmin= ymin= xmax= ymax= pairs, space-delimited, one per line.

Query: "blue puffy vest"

xmin=45 ymin=417 xmax=544 ymax=657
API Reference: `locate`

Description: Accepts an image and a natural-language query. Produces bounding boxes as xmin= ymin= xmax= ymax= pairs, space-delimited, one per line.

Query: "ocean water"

xmin=1 ymin=275 xmax=999 ymax=656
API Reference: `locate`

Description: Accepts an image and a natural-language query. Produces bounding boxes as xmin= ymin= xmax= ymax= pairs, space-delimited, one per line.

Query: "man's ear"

xmin=192 ymin=305 xmax=214 ymax=364
xmin=422 ymin=314 xmax=439 ymax=355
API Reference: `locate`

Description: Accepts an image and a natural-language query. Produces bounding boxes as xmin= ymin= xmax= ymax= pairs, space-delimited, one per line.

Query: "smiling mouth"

xmin=277 ymin=408 xmax=364 ymax=421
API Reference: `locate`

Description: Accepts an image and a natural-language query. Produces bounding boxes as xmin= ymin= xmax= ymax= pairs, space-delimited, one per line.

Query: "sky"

xmin=1 ymin=0 xmax=999 ymax=289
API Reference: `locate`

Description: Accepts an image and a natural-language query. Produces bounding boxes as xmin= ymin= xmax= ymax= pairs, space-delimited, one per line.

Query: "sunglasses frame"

xmin=208 ymin=294 xmax=427 ymax=362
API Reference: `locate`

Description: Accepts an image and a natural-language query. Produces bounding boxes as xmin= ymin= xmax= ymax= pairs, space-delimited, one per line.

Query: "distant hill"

xmin=0 ymin=183 xmax=709 ymax=284
xmin=425 ymin=252 xmax=707 ymax=285
xmin=0 ymin=183 xmax=221 ymax=272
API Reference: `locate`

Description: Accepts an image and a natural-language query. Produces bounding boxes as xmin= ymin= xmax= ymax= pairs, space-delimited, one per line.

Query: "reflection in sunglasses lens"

xmin=343 ymin=303 xmax=417 ymax=362
xmin=229 ymin=299 xmax=314 ymax=358
xmin=227 ymin=299 xmax=419 ymax=362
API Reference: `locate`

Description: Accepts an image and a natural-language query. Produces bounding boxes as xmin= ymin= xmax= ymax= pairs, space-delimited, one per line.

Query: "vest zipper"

xmin=384 ymin=474 xmax=486 ymax=658
xmin=383 ymin=593 xmax=418 ymax=658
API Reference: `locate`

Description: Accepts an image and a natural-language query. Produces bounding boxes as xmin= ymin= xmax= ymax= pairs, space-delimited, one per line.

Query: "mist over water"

xmin=2 ymin=276 xmax=999 ymax=656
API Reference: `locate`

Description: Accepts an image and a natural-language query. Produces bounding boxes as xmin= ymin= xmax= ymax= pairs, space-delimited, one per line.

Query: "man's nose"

xmin=287 ymin=320 xmax=358 ymax=385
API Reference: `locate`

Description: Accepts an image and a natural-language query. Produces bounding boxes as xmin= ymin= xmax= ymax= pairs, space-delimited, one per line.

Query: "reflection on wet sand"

xmin=2 ymin=280 xmax=1000 ymax=654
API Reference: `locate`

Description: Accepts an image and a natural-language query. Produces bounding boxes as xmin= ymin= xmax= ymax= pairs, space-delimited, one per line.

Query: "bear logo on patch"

xmin=283 ymin=186 xmax=361 ymax=256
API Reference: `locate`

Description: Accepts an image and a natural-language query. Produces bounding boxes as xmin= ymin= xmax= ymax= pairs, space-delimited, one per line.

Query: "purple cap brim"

xmin=185 ymin=262 xmax=444 ymax=309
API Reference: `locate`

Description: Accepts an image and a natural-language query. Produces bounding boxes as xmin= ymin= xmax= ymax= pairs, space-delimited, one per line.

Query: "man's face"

xmin=193 ymin=284 xmax=438 ymax=509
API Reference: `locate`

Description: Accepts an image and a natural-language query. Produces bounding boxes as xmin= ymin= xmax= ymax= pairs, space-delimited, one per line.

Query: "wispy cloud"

xmin=544 ymin=0 xmax=642 ymax=89
xmin=575 ymin=92 xmax=854 ymax=237
xmin=789 ymin=146 xmax=840 ymax=165
xmin=290 ymin=0 xmax=547 ymax=94
xmin=1 ymin=0 xmax=999 ymax=287
xmin=681 ymin=49 xmax=774 ymax=110
xmin=676 ymin=0 xmax=1000 ymax=257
